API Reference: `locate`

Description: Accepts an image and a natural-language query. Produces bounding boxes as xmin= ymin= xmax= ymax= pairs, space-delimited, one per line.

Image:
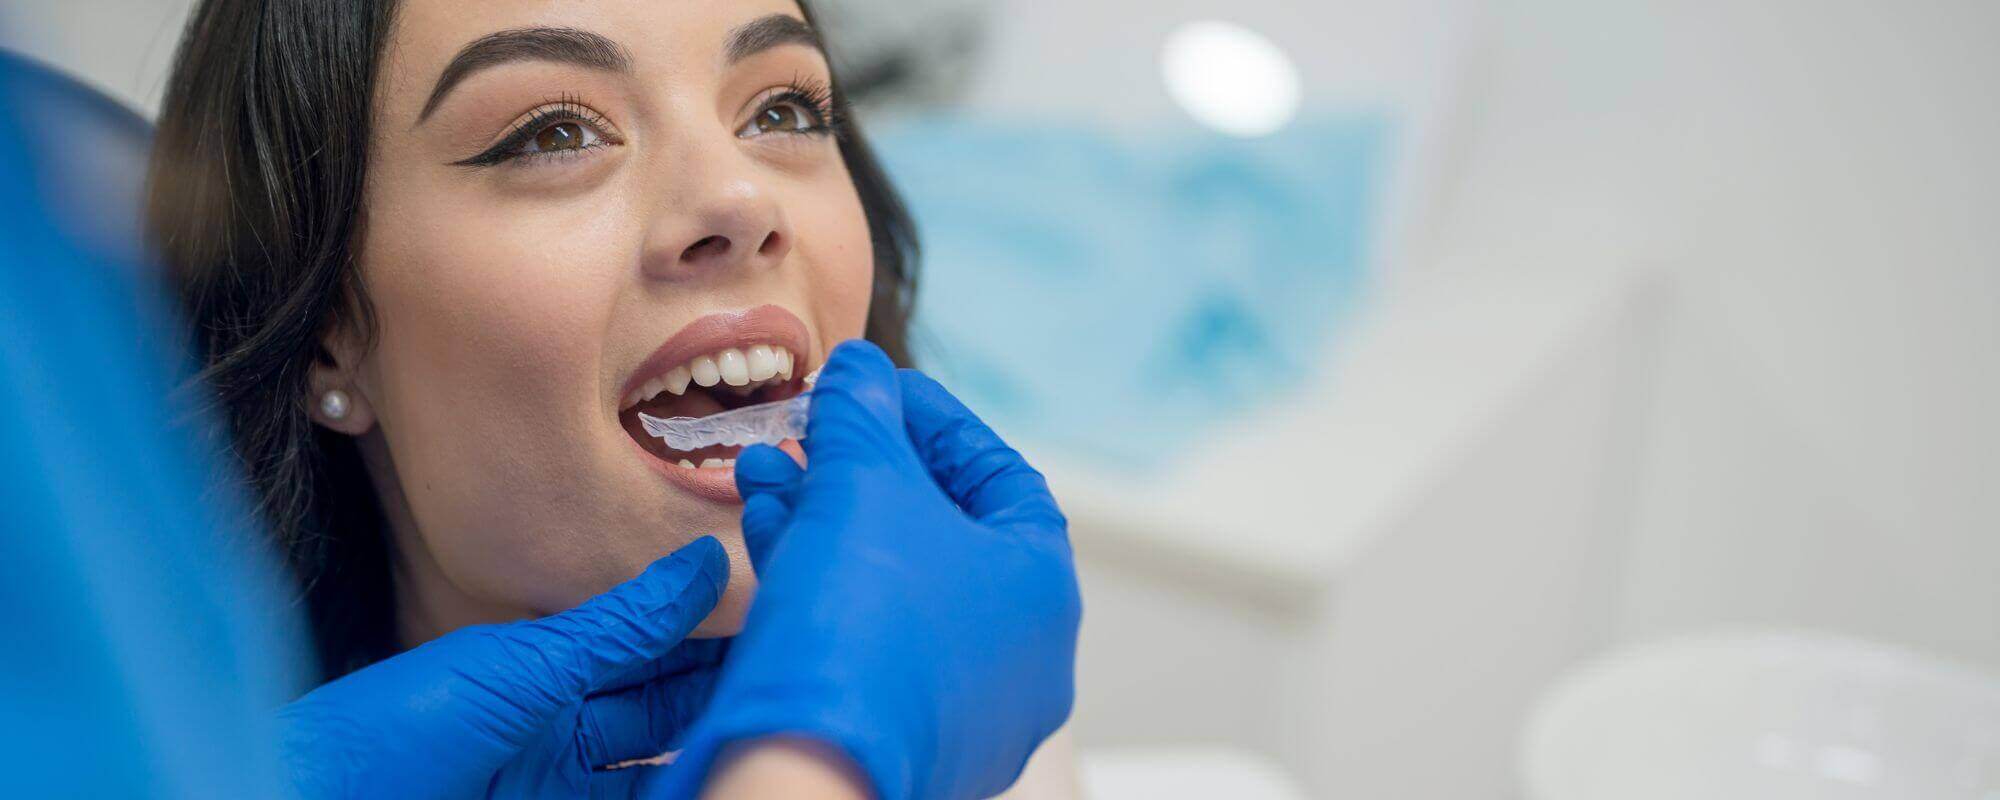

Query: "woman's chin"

xmin=689 ymin=601 xmax=749 ymax=638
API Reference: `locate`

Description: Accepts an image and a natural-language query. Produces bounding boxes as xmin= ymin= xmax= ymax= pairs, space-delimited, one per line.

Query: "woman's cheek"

xmin=798 ymin=177 xmax=877 ymax=343
xmin=362 ymin=209 xmax=630 ymax=610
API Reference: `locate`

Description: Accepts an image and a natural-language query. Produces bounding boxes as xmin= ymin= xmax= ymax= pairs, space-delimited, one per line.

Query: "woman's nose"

xmin=642 ymin=177 xmax=794 ymax=281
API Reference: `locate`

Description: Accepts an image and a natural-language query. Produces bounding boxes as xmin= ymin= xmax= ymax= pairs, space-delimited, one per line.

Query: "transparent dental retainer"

xmin=638 ymin=369 xmax=817 ymax=451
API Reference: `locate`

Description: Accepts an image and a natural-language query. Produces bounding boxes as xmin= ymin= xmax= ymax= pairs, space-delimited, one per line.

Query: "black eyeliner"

xmin=451 ymin=95 xmax=619 ymax=168
xmin=452 ymin=118 xmax=549 ymax=167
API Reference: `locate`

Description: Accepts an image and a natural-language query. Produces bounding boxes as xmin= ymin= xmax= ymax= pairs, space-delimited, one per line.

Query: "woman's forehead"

xmin=380 ymin=0 xmax=811 ymax=92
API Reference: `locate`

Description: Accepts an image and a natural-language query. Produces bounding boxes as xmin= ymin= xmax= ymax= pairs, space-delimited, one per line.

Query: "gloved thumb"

xmin=801 ymin=339 xmax=910 ymax=469
xmin=516 ymin=536 xmax=728 ymax=697
xmin=898 ymin=369 xmax=1064 ymax=532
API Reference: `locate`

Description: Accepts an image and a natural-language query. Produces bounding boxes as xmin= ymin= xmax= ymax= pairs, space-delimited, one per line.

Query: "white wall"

xmin=1423 ymin=0 xmax=2000 ymax=669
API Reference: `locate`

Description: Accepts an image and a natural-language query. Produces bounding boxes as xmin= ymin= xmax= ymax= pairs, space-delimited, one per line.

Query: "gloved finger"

xmin=735 ymin=443 xmax=802 ymax=504
xmin=520 ymin=536 xmax=728 ymax=697
xmin=736 ymin=444 xmax=802 ymax=574
xmin=801 ymin=339 xmax=911 ymax=469
xmin=575 ymin=666 xmax=722 ymax=768
xmin=898 ymin=369 xmax=1065 ymax=531
xmin=599 ymin=637 xmax=730 ymax=695
xmin=739 ymin=493 xmax=792 ymax=575
xmin=589 ymin=765 xmax=650 ymax=797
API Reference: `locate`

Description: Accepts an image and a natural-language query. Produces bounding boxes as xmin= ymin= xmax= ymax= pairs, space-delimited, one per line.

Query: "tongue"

xmin=633 ymin=386 xmax=730 ymax=420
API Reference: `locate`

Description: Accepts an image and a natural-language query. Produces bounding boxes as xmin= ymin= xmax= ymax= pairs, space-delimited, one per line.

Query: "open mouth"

xmin=618 ymin=343 xmax=810 ymax=469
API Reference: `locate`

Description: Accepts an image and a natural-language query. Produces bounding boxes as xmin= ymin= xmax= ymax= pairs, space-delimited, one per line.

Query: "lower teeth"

xmin=677 ymin=458 xmax=736 ymax=469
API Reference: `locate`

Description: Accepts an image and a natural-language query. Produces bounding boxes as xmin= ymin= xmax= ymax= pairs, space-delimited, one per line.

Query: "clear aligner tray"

xmin=637 ymin=369 xmax=818 ymax=451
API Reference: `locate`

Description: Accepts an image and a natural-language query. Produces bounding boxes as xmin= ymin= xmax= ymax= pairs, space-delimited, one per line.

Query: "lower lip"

xmin=629 ymin=436 xmax=807 ymax=504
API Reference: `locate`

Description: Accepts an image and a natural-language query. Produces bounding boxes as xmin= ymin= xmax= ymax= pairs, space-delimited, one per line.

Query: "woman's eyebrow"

xmin=725 ymin=14 xmax=824 ymax=64
xmin=418 ymin=27 xmax=632 ymax=123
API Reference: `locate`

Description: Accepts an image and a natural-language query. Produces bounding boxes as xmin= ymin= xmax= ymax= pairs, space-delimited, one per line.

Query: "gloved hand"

xmin=278 ymin=536 xmax=730 ymax=799
xmin=642 ymin=341 xmax=1081 ymax=800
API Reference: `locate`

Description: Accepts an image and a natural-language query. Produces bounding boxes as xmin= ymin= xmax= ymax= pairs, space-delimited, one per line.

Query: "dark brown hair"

xmin=146 ymin=0 xmax=918 ymax=680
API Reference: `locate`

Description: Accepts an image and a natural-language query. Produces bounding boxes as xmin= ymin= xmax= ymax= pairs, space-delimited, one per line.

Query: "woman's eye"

xmin=522 ymin=120 xmax=602 ymax=155
xmin=453 ymin=103 xmax=621 ymax=168
xmin=739 ymin=100 xmax=822 ymax=137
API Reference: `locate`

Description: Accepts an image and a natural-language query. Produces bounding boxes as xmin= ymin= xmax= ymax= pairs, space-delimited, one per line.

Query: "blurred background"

xmin=3 ymin=0 xmax=1995 ymax=797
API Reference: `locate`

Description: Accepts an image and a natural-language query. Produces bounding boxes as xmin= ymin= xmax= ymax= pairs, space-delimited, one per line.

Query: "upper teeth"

xmin=623 ymin=344 xmax=799 ymax=409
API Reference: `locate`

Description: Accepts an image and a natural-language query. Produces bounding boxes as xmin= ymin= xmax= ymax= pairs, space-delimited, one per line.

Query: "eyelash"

xmin=456 ymin=79 xmax=841 ymax=169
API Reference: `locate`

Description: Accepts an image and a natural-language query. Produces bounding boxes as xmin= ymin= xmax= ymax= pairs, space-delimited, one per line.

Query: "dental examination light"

xmin=1159 ymin=20 xmax=1302 ymax=138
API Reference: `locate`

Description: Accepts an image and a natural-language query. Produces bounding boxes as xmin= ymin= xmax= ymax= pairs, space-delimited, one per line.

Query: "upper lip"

xmin=618 ymin=304 xmax=813 ymax=411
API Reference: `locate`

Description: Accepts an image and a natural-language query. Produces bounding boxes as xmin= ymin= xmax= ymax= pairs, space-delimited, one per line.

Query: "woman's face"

xmin=333 ymin=0 xmax=873 ymax=638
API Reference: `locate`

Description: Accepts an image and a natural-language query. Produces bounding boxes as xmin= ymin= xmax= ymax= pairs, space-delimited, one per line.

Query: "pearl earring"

xmin=320 ymin=389 xmax=351 ymax=421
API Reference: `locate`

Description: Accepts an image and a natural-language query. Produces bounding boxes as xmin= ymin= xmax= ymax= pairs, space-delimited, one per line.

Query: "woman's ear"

xmin=309 ymin=329 xmax=377 ymax=435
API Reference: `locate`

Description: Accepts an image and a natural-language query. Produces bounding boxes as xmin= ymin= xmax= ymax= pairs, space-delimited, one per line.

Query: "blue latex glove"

xmin=643 ymin=341 xmax=1081 ymax=800
xmin=278 ymin=536 xmax=730 ymax=799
